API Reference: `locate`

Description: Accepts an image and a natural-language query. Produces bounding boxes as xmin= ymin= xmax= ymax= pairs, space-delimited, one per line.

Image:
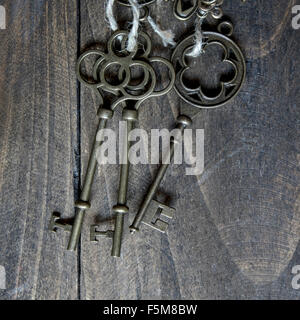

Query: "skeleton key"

xmin=81 ymin=30 xmax=175 ymax=257
xmin=130 ymin=20 xmax=246 ymax=234
xmin=49 ymin=48 xmax=115 ymax=250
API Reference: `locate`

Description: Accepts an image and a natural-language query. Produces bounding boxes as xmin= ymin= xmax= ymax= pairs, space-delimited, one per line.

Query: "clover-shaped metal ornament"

xmin=171 ymin=21 xmax=246 ymax=108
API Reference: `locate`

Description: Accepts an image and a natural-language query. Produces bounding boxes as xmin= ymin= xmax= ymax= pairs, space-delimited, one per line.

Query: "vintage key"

xmin=130 ymin=20 xmax=246 ymax=234
xmin=80 ymin=30 xmax=175 ymax=257
xmin=130 ymin=115 xmax=191 ymax=234
xmin=49 ymin=55 xmax=113 ymax=250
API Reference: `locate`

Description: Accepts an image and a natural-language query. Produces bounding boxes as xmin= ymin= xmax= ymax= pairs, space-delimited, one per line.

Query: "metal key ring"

xmin=100 ymin=59 xmax=132 ymax=93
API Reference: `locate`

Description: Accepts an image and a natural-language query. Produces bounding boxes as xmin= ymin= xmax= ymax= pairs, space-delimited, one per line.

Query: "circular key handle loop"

xmin=100 ymin=60 xmax=131 ymax=92
xmin=135 ymin=57 xmax=176 ymax=110
xmin=119 ymin=64 xmax=151 ymax=92
xmin=139 ymin=6 xmax=150 ymax=22
xmin=114 ymin=60 xmax=157 ymax=100
xmin=107 ymin=30 xmax=138 ymax=59
xmin=120 ymin=30 xmax=153 ymax=59
xmin=171 ymin=23 xmax=246 ymax=109
xmin=92 ymin=57 xmax=157 ymax=110
xmin=118 ymin=31 xmax=153 ymax=91
xmin=76 ymin=50 xmax=106 ymax=89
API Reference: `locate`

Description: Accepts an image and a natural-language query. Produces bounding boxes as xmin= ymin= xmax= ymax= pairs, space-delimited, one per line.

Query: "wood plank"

xmin=79 ymin=0 xmax=300 ymax=300
xmin=0 ymin=0 xmax=299 ymax=300
xmin=0 ymin=0 xmax=78 ymax=299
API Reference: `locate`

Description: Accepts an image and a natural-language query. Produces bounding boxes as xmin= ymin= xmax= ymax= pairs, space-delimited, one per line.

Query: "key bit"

xmin=90 ymin=225 xmax=114 ymax=242
xmin=49 ymin=212 xmax=72 ymax=233
xmin=90 ymin=204 xmax=129 ymax=255
xmin=141 ymin=200 xmax=175 ymax=233
xmin=49 ymin=108 xmax=112 ymax=251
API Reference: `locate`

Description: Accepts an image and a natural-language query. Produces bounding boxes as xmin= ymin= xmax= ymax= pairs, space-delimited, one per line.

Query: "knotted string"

xmin=147 ymin=15 xmax=176 ymax=47
xmin=106 ymin=0 xmax=176 ymax=52
xmin=187 ymin=17 xmax=205 ymax=57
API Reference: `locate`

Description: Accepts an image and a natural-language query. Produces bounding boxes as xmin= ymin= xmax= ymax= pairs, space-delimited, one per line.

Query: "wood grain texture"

xmin=0 ymin=0 xmax=78 ymax=299
xmin=0 ymin=0 xmax=299 ymax=300
xmin=79 ymin=0 xmax=300 ymax=300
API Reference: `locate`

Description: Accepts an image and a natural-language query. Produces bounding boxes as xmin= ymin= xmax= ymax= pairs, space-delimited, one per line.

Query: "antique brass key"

xmin=130 ymin=20 xmax=246 ymax=234
xmin=130 ymin=115 xmax=191 ymax=234
xmin=74 ymin=30 xmax=174 ymax=257
xmin=49 ymin=50 xmax=113 ymax=250
xmin=88 ymin=30 xmax=175 ymax=257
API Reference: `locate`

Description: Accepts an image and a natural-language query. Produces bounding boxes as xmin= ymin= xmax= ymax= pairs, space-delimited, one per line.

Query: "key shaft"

xmin=130 ymin=115 xmax=192 ymax=233
xmin=68 ymin=108 xmax=113 ymax=251
xmin=111 ymin=109 xmax=137 ymax=257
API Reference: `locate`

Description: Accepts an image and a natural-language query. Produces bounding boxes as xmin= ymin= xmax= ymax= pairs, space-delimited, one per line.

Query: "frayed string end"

xmin=147 ymin=16 xmax=176 ymax=47
xmin=106 ymin=0 xmax=118 ymax=31
xmin=126 ymin=0 xmax=140 ymax=52
xmin=187 ymin=18 xmax=205 ymax=58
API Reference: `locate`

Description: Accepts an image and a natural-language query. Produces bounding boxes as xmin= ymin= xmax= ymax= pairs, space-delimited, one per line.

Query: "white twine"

xmin=127 ymin=0 xmax=140 ymax=52
xmin=188 ymin=17 xmax=205 ymax=58
xmin=106 ymin=0 xmax=118 ymax=32
xmin=106 ymin=0 xmax=176 ymax=52
xmin=147 ymin=15 xmax=176 ymax=47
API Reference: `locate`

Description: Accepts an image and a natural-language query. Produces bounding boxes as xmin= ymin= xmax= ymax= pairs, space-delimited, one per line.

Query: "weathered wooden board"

xmin=0 ymin=0 xmax=299 ymax=300
xmin=79 ymin=0 xmax=300 ymax=300
xmin=0 ymin=0 xmax=78 ymax=299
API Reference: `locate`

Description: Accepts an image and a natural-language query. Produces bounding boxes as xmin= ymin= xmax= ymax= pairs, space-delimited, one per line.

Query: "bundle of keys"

xmin=49 ymin=30 xmax=175 ymax=257
xmin=49 ymin=0 xmax=246 ymax=258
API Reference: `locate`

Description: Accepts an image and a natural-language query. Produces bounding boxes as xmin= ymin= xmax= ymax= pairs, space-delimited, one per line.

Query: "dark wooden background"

xmin=0 ymin=0 xmax=299 ymax=300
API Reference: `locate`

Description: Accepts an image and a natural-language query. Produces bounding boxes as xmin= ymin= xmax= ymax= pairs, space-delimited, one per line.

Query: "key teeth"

xmin=49 ymin=212 xmax=73 ymax=233
xmin=49 ymin=212 xmax=61 ymax=233
xmin=90 ymin=225 xmax=114 ymax=242
xmin=141 ymin=200 xmax=176 ymax=233
xmin=90 ymin=225 xmax=99 ymax=242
